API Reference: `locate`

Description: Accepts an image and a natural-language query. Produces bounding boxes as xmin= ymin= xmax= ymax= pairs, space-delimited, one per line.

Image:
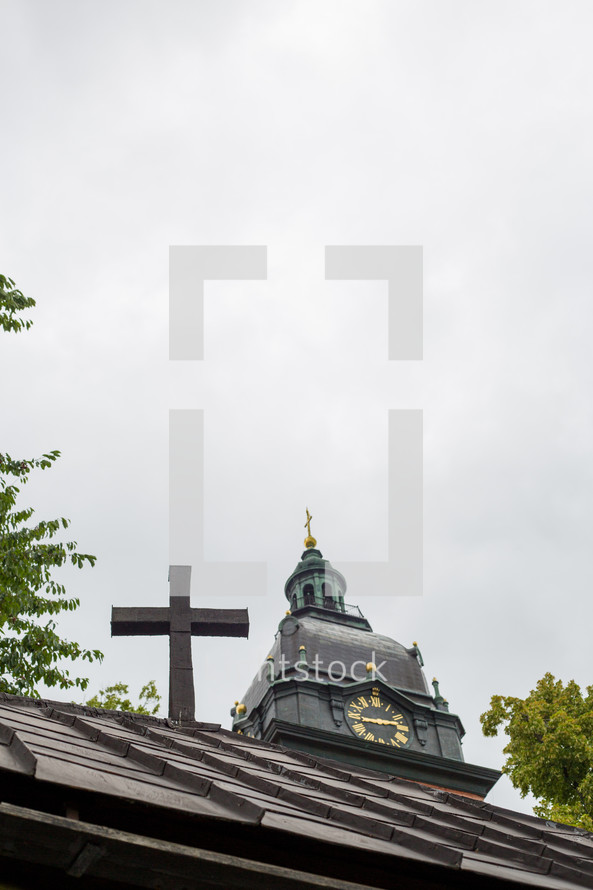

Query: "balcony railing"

xmin=288 ymin=595 xmax=364 ymax=619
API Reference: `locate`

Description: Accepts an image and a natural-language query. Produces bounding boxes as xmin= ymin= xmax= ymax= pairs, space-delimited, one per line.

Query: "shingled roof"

xmin=1 ymin=693 xmax=592 ymax=889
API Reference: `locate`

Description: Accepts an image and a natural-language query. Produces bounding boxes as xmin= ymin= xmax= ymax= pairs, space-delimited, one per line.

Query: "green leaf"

xmin=85 ymin=681 xmax=162 ymax=716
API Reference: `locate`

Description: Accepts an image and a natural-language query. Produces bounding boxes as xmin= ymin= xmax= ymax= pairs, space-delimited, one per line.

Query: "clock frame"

xmin=345 ymin=687 xmax=411 ymax=748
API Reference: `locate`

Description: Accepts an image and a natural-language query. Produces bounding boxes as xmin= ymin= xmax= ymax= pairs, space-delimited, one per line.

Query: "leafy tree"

xmin=481 ymin=673 xmax=593 ymax=831
xmin=0 ymin=274 xmax=35 ymax=333
xmin=86 ymin=681 xmax=162 ymax=716
xmin=1 ymin=274 xmax=103 ymax=696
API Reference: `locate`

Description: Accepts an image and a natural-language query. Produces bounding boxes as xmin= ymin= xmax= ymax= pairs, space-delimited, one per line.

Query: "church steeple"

xmin=231 ymin=522 xmax=500 ymax=799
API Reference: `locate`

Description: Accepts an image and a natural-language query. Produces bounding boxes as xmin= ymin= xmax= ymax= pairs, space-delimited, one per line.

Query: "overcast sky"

xmin=2 ymin=0 xmax=593 ymax=815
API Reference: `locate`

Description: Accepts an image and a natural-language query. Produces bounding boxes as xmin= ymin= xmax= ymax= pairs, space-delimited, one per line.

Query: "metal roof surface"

xmin=1 ymin=693 xmax=592 ymax=888
xmin=240 ymin=614 xmax=432 ymax=720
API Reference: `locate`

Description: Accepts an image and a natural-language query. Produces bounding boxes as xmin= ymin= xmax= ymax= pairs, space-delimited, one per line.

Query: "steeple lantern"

xmin=284 ymin=546 xmax=349 ymax=614
xmin=284 ymin=509 xmax=349 ymax=616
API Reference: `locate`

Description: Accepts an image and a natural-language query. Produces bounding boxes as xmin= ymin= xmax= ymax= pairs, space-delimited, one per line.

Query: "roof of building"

xmin=1 ymin=693 xmax=592 ymax=888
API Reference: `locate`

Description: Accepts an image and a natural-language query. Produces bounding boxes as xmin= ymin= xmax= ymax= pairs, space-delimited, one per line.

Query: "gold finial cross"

xmin=304 ymin=508 xmax=313 ymax=537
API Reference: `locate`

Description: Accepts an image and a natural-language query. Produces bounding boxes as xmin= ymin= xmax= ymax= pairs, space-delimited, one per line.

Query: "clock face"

xmin=345 ymin=689 xmax=411 ymax=748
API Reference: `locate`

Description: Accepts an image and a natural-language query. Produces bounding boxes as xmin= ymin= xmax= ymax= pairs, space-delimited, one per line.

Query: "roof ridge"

xmin=0 ymin=692 xmax=225 ymax=731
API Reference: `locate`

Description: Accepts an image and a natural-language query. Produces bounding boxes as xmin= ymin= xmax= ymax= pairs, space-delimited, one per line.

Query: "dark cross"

xmin=111 ymin=565 xmax=249 ymax=723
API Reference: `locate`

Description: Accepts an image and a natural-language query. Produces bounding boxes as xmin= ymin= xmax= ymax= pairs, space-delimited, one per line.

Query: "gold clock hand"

xmin=360 ymin=716 xmax=404 ymax=726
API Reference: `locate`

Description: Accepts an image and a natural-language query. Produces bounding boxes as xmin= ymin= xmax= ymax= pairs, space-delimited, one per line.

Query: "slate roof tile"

xmin=461 ymin=854 xmax=574 ymax=888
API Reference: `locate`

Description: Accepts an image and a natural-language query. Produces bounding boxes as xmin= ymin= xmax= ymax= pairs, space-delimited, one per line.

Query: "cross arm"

xmin=111 ymin=607 xmax=170 ymax=636
xmin=190 ymin=608 xmax=249 ymax=638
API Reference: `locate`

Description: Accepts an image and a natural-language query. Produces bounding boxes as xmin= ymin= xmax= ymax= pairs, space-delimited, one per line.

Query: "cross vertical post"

xmin=168 ymin=565 xmax=195 ymax=723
